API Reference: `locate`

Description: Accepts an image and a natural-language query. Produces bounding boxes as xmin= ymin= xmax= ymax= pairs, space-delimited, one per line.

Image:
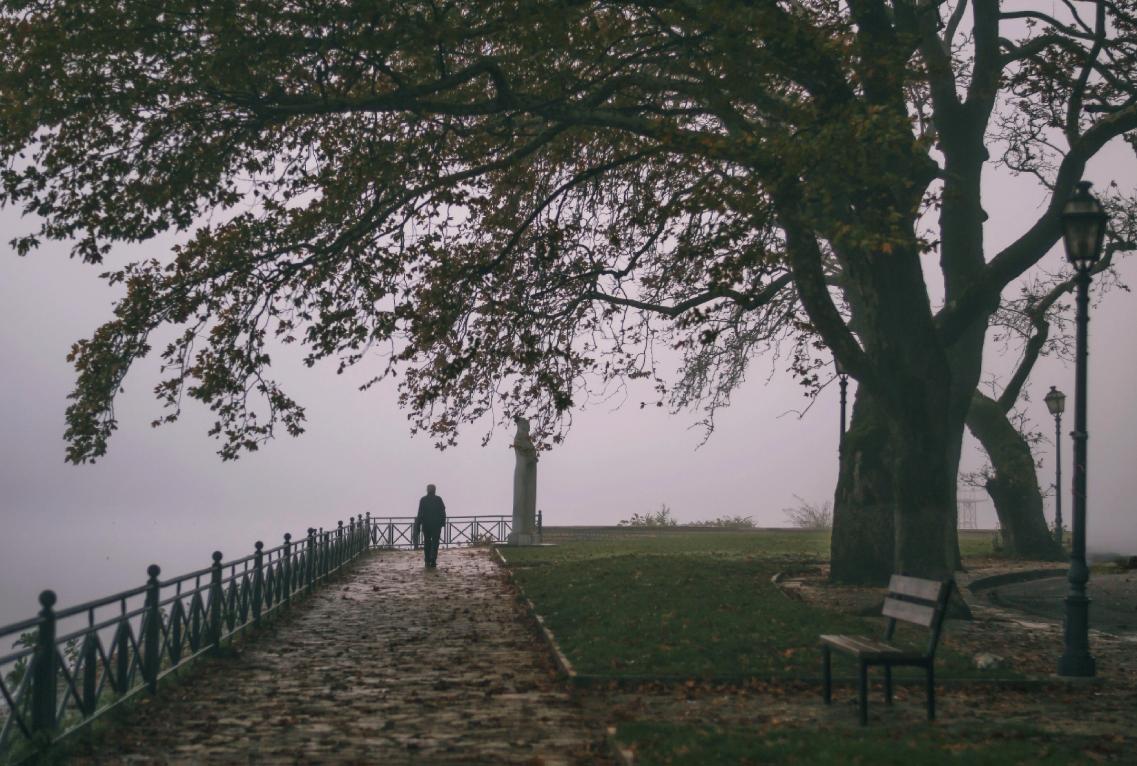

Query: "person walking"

xmin=414 ymin=484 xmax=446 ymax=568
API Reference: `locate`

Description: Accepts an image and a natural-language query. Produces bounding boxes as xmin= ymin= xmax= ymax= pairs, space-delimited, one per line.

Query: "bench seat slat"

xmin=819 ymin=634 xmax=921 ymax=660
xmin=882 ymin=597 xmax=937 ymax=627
xmin=888 ymin=574 xmax=945 ymax=602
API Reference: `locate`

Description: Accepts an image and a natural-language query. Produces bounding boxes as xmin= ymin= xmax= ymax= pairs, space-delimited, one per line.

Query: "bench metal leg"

xmin=884 ymin=664 xmax=892 ymax=705
xmin=822 ymin=646 xmax=832 ymax=705
xmin=926 ymin=663 xmax=935 ymax=721
xmin=858 ymin=662 xmax=868 ymax=726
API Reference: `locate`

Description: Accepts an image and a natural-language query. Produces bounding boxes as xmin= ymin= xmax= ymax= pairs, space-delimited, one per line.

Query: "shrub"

xmin=619 ymin=503 xmax=678 ymax=527
xmin=782 ymin=496 xmax=832 ymax=529
xmin=686 ymin=515 xmax=757 ymax=528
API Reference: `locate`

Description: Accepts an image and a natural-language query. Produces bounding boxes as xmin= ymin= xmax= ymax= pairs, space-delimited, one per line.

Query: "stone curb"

xmin=966 ymin=568 xmax=1067 ymax=592
xmin=490 ymin=546 xmax=578 ymax=680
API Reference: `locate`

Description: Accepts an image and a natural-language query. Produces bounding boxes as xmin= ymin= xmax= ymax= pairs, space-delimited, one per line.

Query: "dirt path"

xmin=73 ymin=548 xmax=609 ymax=765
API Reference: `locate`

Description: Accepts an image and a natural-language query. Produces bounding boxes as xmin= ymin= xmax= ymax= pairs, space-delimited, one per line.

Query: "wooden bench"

xmin=820 ymin=575 xmax=954 ymax=725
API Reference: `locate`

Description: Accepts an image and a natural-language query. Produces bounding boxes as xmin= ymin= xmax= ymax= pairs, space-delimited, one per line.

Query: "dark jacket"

xmin=415 ymin=494 xmax=446 ymax=535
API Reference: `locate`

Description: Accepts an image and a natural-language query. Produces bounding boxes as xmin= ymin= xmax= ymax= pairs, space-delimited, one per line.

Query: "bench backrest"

xmin=881 ymin=575 xmax=954 ymax=657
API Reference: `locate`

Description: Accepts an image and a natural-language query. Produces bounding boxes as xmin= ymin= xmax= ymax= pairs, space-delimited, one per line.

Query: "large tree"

xmin=1 ymin=1 xmax=1134 ymax=580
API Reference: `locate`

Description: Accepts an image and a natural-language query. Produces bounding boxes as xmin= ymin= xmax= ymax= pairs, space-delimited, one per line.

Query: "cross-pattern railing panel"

xmin=366 ymin=516 xmax=512 ymax=550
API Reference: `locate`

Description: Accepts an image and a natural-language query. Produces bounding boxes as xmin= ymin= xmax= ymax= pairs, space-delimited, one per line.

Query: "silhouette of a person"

xmin=414 ymin=483 xmax=446 ymax=568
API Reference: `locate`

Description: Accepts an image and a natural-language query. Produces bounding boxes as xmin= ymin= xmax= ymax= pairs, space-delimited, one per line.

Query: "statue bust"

xmin=510 ymin=416 xmax=538 ymax=543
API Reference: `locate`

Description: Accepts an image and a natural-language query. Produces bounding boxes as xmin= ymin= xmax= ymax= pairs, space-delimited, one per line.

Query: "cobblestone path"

xmin=75 ymin=548 xmax=609 ymax=765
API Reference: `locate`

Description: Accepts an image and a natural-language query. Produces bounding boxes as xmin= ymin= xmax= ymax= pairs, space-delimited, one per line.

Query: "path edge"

xmin=491 ymin=545 xmax=578 ymax=681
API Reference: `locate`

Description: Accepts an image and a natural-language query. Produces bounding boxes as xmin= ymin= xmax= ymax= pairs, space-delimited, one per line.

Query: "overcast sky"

xmin=2 ymin=138 xmax=1135 ymax=626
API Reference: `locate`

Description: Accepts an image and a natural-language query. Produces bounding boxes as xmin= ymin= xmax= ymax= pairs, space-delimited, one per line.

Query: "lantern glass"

xmin=1044 ymin=386 xmax=1066 ymax=416
xmin=834 ymin=356 xmax=846 ymax=377
xmin=1062 ymin=182 xmax=1107 ymax=270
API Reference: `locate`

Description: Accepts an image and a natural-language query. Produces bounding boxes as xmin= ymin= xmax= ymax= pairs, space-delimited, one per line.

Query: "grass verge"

xmin=503 ymin=530 xmax=1004 ymax=680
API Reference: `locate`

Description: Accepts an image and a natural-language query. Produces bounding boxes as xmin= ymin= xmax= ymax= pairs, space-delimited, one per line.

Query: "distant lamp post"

xmin=1058 ymin=180 xmax=1107 ymax=678
xmin=835 ymin=357 xmax=849 ymax=450
xmin=1044 ymin=386 xmax=1066 ymax=546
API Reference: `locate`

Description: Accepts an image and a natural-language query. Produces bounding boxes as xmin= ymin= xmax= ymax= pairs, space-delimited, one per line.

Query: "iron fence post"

xmin=387 ymin=522 xmax=393 ymax=548
xmin=82 ymin=622 xmax=98 ymax=715
xmin=366 ymin=512 xmax=372 ymax=549
xmin=31 ymin=590 xmax=57 ymax=738
xmin=169 ymin=584 xmax=183 ymax=666
xmin=115 ymin=602 xmax=129 ymax=694
xmin=306 ymin=529 xmax=316 ymax=591
xmin=337 ymin=521 xmax=344 ymax=569
xmin=252 ymin=541 xmax=264 ymax=626
xmin=209 ymin=552 xmax=223 ymax=653
xmin=143 ymin=565 xmax=161 ymax=694
xmin=283 ymin=533 xmax=292 ymax=605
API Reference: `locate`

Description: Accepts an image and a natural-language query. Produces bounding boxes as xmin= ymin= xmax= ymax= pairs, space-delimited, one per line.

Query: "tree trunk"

xmin=830 ymin=392 xmax=895 ymax=585
xmin=888 ymin=366 xmax=958 ymax=580
xmin=966 ymin=391 xmax=1064 ymax=561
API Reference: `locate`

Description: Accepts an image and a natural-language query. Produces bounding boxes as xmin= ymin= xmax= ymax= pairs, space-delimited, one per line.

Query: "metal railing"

xmin=0 ymin=516 xmax=375 ymax=762
xmin=366 ymin=515 xmax=512 ymax=549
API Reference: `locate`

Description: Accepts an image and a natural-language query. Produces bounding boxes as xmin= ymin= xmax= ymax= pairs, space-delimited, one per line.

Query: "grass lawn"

xmin=502 ymin=530 xmax=1134 ymax=764
xmin=613 ymin=721 xmax=1120 ymax=765
xmin=502 ymin=529 xmax=998 ymax=680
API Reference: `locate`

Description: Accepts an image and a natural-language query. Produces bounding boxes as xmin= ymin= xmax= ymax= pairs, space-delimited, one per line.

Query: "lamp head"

xmin=1062 ymin=181 xmax=1107 ymax=272
xmin=1044 ymin=385 xmax=1066 ymax=416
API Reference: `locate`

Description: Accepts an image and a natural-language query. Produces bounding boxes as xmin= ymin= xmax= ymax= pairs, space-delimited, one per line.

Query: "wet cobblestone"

xmin=75 ymin=548 xmax=608 ymax=765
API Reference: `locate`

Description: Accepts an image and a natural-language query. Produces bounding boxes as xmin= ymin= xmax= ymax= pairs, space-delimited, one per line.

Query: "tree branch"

xmin=584 ymin=272 xmax=793 ymax=318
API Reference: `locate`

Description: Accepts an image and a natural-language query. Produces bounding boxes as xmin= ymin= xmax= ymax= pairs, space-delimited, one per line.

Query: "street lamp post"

xmin=835 ymin=357 xmax=849 ymax=451
xmin=1044 ymin=386 xmax=1066 ymax=546
xmin=1058 ymin=181 xmax=1107 ymax=678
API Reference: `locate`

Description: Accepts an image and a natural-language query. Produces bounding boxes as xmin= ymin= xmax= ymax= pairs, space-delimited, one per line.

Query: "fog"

xmin=2 ymin=147 xmax=1135 ymax=628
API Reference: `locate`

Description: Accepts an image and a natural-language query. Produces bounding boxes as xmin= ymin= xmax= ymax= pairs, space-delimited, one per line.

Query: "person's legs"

xmin=423 ymin=531 xmax=434 ymax=566
xmin=425 ymin=530 xmax=440 ymax=566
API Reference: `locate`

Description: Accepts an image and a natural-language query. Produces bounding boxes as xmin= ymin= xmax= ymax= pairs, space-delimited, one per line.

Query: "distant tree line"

xmin=618 ymin=500 xmax=830 ymax=529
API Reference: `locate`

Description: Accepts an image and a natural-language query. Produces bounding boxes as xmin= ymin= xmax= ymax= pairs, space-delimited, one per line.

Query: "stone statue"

xmin=509 ymin=416 xmax=539 ymax=545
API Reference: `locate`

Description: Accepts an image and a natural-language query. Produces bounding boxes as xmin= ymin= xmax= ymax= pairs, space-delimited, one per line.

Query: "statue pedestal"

xmin=507 ymin=532 xmax=541 ymax=546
